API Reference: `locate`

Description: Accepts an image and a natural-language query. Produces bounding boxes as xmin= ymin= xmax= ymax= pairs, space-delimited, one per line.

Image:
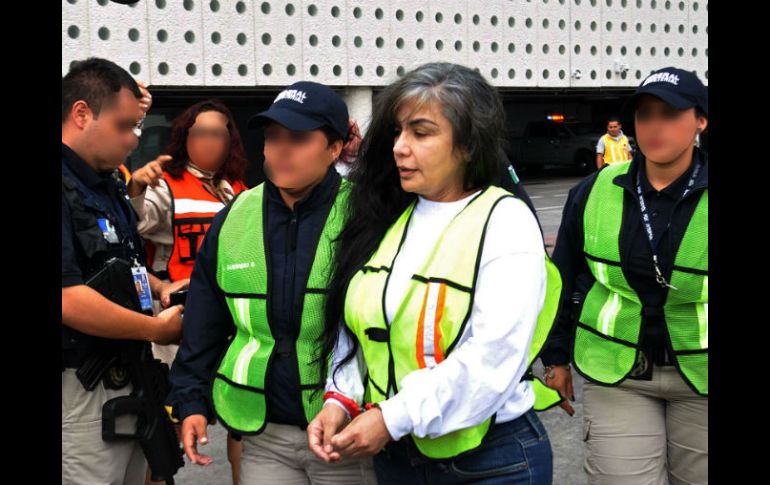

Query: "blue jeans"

xmin=373 ymin=408 xmax=553 ymax=484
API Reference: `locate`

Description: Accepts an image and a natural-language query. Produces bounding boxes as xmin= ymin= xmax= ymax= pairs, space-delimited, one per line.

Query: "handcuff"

xmin=323 ymin=391 xmax=381 ymax=420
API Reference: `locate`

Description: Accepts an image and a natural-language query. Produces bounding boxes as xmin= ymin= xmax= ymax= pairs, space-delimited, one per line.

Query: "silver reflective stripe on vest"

xmin=234 ymin=338 xmax=260 ymax=384
xmin=234 ymin=297 xmax=251 ymax=333
xmin=598 ymin=292 xmax=622 ymax=337
xmin=233 ymin=297 xmax=257 ymax=385
xmin=595 ymin=261 xmax=609 ymax=286
xmin=174 ymin=198 xmax=226 ymax=215
xmin=589 ymin=260 xmax=622 ymax=337
xmin=697 ymin=276 xmax=708 ymax=349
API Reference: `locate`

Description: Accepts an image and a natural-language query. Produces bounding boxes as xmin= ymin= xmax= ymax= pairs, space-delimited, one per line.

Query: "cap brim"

xmin=622 ymin=88 xmax=696 ymax=116
xmin=247 ymin=107 xmax=326 ymax=131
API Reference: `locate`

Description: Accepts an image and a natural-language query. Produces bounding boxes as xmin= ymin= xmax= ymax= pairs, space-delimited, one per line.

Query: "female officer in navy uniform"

xmin=541 ymin=67 xmax=709 ymax=484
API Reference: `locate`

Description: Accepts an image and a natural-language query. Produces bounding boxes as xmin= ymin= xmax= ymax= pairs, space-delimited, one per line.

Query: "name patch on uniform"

xmin=225 ymin=262 xmax=256 ymax=271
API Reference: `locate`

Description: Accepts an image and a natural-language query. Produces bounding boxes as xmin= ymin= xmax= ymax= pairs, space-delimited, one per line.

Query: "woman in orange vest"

xmin=129 ymin=99 xmax=249 ymax=291
xmin=127 ymin=98 xmax=249 ymax=485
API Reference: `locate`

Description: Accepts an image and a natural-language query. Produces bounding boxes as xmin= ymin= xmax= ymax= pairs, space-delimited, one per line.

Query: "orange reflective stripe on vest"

xmin=416 ymin=281 xmax=447 ymax=368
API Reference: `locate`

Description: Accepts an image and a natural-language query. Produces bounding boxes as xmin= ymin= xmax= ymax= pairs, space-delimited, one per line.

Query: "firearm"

xmin=102 ymin=341 xmax=184 ymax=484
xmin=83 ymin=257 xmax=184 ymax=483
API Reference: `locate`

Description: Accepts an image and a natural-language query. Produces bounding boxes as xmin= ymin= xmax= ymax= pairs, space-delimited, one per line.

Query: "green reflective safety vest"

xmin=575 ymin=161 xmax=708 ymax=396
xmin=212 ymin=179 xmax=349 ymax=434
xmin=344 ymin=186 xmax=563 ymax=460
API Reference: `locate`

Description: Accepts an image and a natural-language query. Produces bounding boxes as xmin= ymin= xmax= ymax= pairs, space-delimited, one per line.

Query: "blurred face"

xmin=393 ymin=100 xmax=468 ymax=202
xmin=607 ymin=121 xmax=622 ymax=137
xmin=80 ymin=87 xmax=143 ymax=171
xmin=634 ymin=95 xmax=708 ymax=165
xmin=186 ymin=110 xmax=231 ymax=172
xmin=262 ymin=123 xmax=342 ymax=191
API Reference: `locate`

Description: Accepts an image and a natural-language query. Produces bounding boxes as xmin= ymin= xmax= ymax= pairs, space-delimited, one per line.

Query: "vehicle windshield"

xmin=564 ymin=122 xmax=599 ymax=135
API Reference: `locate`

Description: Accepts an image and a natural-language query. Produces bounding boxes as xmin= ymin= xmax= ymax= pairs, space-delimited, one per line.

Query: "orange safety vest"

xmin=151 ymin=170 xmax=246 ymax=281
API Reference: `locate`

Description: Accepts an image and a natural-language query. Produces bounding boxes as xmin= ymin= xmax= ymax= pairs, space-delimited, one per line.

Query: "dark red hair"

xmin=163 ymin=99 xmax=248 ymax=183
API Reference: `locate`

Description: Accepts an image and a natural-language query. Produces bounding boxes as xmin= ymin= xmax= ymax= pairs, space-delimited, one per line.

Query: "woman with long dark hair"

xmin=307 ymin=62 xmax=561 ymax=484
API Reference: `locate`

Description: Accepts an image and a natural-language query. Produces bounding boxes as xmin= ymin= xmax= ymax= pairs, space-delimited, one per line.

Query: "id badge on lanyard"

xmin=131 ymin=260 xmax=154 ymax=312
xmin=635 ymin=159 xmax=702 ymax=290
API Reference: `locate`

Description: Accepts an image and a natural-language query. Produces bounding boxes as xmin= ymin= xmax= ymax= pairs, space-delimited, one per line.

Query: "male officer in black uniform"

xmin=62 ymin=57 xmax=184 ymax=485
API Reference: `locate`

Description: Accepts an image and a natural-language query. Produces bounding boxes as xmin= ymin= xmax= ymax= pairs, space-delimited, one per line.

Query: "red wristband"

xmin=323 ymin=391 xmax=362 ymax=419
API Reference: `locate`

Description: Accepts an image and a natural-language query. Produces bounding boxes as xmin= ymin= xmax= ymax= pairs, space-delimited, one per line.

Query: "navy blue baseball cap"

xmin=247 ymin=81 xmax=350 ymax=140
xmin=623 ymin=67 xmax=708 ymax=117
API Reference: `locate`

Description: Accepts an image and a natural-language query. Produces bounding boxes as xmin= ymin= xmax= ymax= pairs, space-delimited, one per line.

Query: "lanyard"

xmin=635 ymin=159 xmax=702 ymax=290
